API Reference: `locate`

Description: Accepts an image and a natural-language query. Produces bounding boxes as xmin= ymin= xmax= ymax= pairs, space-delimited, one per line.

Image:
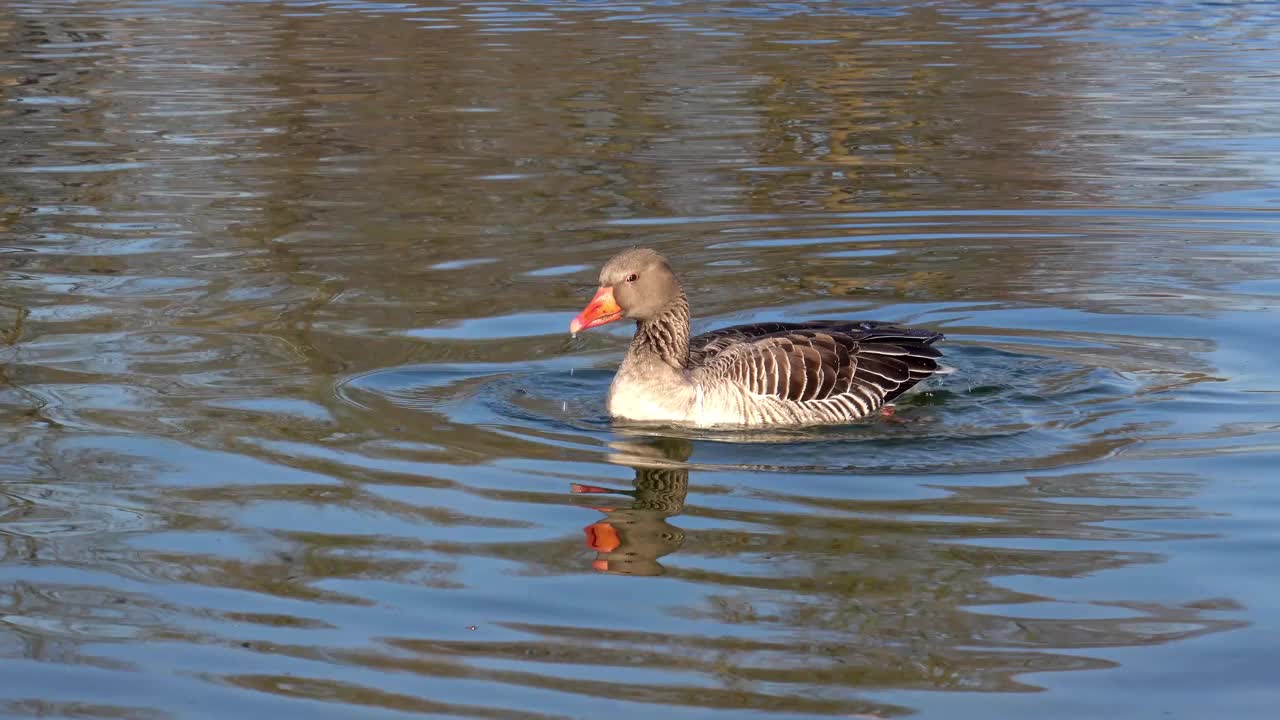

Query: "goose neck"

xmin=629 ymin=294 xmax=690 ymax=370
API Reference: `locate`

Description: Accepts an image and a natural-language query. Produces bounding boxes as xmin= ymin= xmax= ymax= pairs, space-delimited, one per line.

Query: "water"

xmin=1 ymin=0 xmax=1278 ymax=717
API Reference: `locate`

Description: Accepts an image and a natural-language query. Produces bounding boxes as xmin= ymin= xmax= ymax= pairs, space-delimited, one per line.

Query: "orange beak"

xmin=584 ymin=521 xmax=621 ymax=553
xmin=569 ymin=286 xmax=623 ymax=334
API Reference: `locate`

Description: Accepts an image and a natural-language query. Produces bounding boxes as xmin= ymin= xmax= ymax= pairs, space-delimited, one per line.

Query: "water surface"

xmin=1 ymin=1 xmax=1278 ymax=718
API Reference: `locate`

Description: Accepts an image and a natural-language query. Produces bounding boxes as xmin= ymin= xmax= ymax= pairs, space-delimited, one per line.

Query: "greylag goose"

xmin=569 ymin=248 xmax=946 ymax=427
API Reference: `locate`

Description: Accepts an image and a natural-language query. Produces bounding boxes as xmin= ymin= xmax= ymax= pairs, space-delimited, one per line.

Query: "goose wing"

xmin=692 ymin=324 xmax=943 ymax=417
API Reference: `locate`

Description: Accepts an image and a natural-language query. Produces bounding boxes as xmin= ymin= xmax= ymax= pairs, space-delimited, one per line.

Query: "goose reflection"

xmin=571 ymin=436 xmax=691 ymax=576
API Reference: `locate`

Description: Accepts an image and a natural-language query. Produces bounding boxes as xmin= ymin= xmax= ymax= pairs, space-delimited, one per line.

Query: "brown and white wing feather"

xmin=688 ymin=322 xmax=799 ymax=365
xmin=692 ymin=325 xmax=943 ymax=423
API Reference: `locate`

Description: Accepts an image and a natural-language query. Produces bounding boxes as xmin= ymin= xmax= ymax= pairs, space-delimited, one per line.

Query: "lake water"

xmin=1 ymin=1 xmax=1278 ymax=718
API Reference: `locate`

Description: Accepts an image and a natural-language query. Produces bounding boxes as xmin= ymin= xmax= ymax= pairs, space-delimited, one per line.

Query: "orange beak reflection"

xmin=569 ymin=286 xmax=623 ymax=334
xmin=584 ymin=521 xmax=621 ymax=554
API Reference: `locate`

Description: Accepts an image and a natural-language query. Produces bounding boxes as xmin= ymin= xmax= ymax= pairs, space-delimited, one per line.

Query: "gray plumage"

xmin=575 ymin=248 xmax=945 ymax=427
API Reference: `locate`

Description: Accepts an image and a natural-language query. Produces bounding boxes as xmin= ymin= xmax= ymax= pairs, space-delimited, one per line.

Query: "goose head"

xmin=570 ymin=248 xmax=682 ymax=333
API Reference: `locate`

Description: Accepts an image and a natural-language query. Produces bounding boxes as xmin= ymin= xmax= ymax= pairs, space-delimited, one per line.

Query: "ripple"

xmin=522 ymin=264 xmax=592 ymax=277
xmin=403 ymin=311 xmax=573 ymax=340
xmin=427 ymin=257 xmax=500 ymax=270
xmin=4 ymin=161 xmax=147 ymax=173
xmin=339 ymin=334 xmax=1167 ymax=476
xmin=0 ymin=1 xmax=1275 ymax=718
xmin=0 ymin=483 xmax=155 ymax=539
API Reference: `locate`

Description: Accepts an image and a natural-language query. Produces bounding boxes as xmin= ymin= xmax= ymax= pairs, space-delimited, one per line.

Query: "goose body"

xmin=570 ymin=249 xmax=945 ymax=428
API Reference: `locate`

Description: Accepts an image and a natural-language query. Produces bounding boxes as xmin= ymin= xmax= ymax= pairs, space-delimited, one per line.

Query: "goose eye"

xmin=625 ymin=273 xmax=638 ymax=283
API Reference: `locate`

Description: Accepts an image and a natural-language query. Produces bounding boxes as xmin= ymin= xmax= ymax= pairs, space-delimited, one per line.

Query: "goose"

xmin=569 ymin=248 xmax=946 ymax=427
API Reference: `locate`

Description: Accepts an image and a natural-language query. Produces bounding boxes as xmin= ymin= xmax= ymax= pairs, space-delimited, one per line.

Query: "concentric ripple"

xmin=340 ymin=327 xmax=1187 ymax=475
